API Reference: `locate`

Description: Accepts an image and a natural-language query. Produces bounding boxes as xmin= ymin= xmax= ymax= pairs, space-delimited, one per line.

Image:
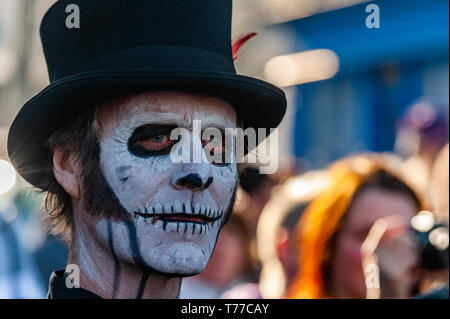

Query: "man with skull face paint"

xmin=7 ymin=0 xmax=286 ymax=298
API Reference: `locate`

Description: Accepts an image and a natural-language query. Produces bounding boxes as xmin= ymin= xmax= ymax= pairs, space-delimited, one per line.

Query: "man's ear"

xmin=53 ymin=148 xmax=81 ymax=199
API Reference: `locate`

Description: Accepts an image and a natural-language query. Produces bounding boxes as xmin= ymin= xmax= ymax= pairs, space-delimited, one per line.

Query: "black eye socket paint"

xmin=128 ymin=124 xmax=178 ymax=158
xmin=128 ymin=124 xmax=233 ymax=166
xmin=203 ymin=129 xmax=233 ymax=167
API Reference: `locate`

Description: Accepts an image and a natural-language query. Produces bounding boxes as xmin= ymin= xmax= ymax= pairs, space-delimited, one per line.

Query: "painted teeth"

xmin=134 ymin=202 xmax=224 ymax=233
xmin=137 ymin=204 xmax=223 ymax=219
xmin=184 ymin=201 xmax=192 ymax=213
xmin=165 ymin=222 xmax=177 ymax=232
xmin=194 ymin=203 xmax=201 ymax=214
xmin=154 ymin=203 xmax=163 ymax=214
xmin=154 ymin=219 xmax=163 ymax=229
xmin=186 ymin=223 xmax=194 ymax=239
xmin=174 ymin=200 xmax=182 ymax=212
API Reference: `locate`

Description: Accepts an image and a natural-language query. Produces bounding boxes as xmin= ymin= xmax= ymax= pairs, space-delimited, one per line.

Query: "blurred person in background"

xmin=429 ymin=143 xmax=449 ymax=227
xmin=286 ymin=154 xmax=425 ymax=299
xmin=0 ymin=195 xmax=47 ymax=298
xmin=1 ymin=129 xmax=47 ymax=298
xmin=32 ymin=233 xmax=69 ymax=290
xmin=236 ymin=167 xmax=286 ymax=235
xmin=396 ymin=98 xmax=449 ymax=206
xmin=396 ymin=101 xmax=450 ymax=297
xmin=180 ymin=214 xmax=252 ymax=299
xmin=251 ymin=171 xmax=329 ymax=299
xmin=413 ymin=143 xmax=450 ymax=297
xmin=232 ymin=166 xmax=292 ymax=282
xmin=1 ymin=128 xmax=67 ymax=298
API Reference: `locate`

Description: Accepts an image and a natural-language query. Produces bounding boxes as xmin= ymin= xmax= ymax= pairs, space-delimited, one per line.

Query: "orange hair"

xmin=285 ymin=154 xmax=421 ymax=299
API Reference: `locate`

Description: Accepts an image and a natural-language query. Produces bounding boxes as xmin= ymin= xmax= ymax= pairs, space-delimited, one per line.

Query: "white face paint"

xmin=93 ymin=92 xmax=238 ymax=275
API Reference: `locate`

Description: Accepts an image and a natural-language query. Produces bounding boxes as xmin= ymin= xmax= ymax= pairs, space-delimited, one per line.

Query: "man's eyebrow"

xmin=140 ymin=122 xmax=180 ymax=127
xmin=200 ymin=120 xmax=237 ymax=129
xmin=132 ymin=121 xmax=187 ymax=128
xmin=131 ymin=115 xmax=236 ymax=129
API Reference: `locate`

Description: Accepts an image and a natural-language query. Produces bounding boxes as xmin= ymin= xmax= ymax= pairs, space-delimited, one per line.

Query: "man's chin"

xmin=148 ymin=262 xmax=208 ymax=277
xmin=140 ymin=244 xmax=212 ymax=276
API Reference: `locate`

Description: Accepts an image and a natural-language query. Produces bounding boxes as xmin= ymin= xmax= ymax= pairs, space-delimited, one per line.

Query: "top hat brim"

xmin=8 ymin=62 xmax=286 ymax=190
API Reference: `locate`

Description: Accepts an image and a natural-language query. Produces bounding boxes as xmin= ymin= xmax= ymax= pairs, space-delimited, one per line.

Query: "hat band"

xmin=50 ymin=45 xmax=237 ymax=82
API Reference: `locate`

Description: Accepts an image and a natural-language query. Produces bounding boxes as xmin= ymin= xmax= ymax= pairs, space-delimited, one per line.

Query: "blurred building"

xmin=1 ymin=0 xmax=55 ymax=127
xmin=1 ymin=0 xmax=297 ymax=172
xmin=1 ymin=0 xmax=66 ymax=298
xmin=261 ymin=0 xmax=449 ymax=168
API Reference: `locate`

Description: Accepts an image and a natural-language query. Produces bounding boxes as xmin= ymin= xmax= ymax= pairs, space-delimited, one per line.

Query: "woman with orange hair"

xmin=286 ymin=154 xmax=423 ymax=299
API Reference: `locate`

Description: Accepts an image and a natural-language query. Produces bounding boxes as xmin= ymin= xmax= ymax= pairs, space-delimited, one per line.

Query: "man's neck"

xmin=68 ymin=223 xmax=182 ymax=299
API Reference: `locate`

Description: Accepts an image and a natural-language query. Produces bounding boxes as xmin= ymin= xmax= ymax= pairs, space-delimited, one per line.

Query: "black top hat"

xmin=7 ymin=0 xmax=286 ymax=190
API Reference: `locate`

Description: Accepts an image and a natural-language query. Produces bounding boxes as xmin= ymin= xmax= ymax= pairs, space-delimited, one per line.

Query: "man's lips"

xmin=133 ymin=212 xmax=220 ymax=224
xmin=133 ymin=202 xmax=224 ymax=226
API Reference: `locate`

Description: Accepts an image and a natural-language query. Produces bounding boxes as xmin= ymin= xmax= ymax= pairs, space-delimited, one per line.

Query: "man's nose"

xmin=171 ymin=164 xmax=213 ymax=191
xmin=174 ymin=173 xmax=213 ymax=191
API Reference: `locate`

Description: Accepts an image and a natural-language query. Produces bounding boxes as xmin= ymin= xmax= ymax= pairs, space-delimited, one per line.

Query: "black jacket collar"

xmin=47 ymin=270 xmax=102 ymax=299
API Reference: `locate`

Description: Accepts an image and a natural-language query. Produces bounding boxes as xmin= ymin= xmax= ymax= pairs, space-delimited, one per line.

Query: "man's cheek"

xmin=102 ymin=159 xmax=169 ymax=211
xmin=211 ymin=167 xmax=238 ymax=205
xmin=114 ymin=172 xmax=167 ymax=209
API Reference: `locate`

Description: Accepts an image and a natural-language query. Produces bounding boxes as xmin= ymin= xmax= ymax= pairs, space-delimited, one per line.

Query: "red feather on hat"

xmin=232 ymin=32 xmax=258 ymax=61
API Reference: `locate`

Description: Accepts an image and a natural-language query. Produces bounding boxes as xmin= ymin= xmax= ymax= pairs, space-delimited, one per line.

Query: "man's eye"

xmin=152 ymin=135 xmax=165 ymax=143
xmin=202 ymin=137 xmax=228 ymax=166
xmin=136 ymin=135 xmax=172 ymax=151
xmin=128 ymin=125 xmax=177 ymax=158
xmin=202 ymin=137 xmax=224 ymax=154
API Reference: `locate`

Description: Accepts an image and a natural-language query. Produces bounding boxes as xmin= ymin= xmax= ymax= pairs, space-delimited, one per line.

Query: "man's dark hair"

xmin=44 ymin=107 xmax=127 ymax=244
xmin=44 ymin=109 xmax=95 ymax=243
